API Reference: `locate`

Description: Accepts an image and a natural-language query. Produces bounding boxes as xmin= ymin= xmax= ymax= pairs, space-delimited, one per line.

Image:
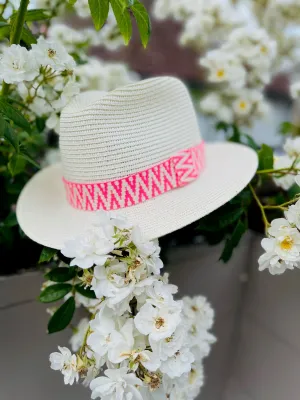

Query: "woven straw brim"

xmin=16 ymin=142 xmax=258 ymax=249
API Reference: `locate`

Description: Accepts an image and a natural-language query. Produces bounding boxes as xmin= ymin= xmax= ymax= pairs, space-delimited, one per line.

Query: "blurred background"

xmin=1 ymin=0 xmax=300 ymax=399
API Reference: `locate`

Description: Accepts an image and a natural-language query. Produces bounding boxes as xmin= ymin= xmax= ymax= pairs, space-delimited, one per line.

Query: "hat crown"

xmin=59 ymin=77 xmax=201 ymax=183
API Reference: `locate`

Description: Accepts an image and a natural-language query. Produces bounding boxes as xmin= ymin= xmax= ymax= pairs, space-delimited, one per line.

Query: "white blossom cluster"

xmin=251 ymin=0 xmax=300 ymax=73
xmin=258 ymin=203 xmax=300 ymax=275
xmin=0 ymin=37 xmax=79 ymax=132
xmin=271 ymin=137 xmax=300 ymax=191
xmin=152 ymin=0 xmax=241 ymax=50
xmin=76 ymin=58 xmax=139 ymax=92
xmin=49 ymin=212 xmax=216 ymax=399
xmin=35 ymin=0 xmax=125 ymax=52
xmin=199 ymin=27 xmax=276 ymax=125
xmin=0 ymin=25 xmax=138 ymax=136
xmin=152 ymin=0 xmax=300 ymax=126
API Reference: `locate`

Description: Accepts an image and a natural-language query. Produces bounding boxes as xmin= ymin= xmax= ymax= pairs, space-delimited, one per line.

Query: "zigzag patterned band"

xmin=63 ymin=141 xmax=205 ymax=211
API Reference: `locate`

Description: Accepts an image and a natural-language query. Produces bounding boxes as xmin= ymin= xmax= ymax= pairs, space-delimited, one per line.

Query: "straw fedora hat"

xmin=16 ymin=77 xmax=258 ymax=249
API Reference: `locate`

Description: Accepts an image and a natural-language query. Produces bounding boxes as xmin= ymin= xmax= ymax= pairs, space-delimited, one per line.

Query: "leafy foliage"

xmin=88 ymin=0 xmax=151 ymax=47
xmin=47 ymin=297 xmax=76 ymax=334
xmin=197 ymin=188 xmax=252 ymax=262
xmin=0 ymin=0 xmax=151 ymax=274
xmin=75 ymin=283 xmax=97 ymax=299
xmin=45 ymin=267 xmax=77 ymax=282
xmin=258 ymin=144 xmax=273 ymax=170
xmin=39 ymin=283 xmax=73 ymax=303
xmin=39 ymin=247 xmax=58 ymax=263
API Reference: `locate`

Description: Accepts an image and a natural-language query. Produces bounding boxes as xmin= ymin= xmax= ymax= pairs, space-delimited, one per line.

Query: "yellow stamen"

xmin=260 ymin=45 xmax=268 ymax=54
xmin=280 ymin=236 xmax=293 ymax=250
xmin=216 ymin=69 xmax=225 ymax=78
xmin=155 ymin=317 xmax=165 ymax=329
xmin=239 ymin=101 xmax=247 ymax=110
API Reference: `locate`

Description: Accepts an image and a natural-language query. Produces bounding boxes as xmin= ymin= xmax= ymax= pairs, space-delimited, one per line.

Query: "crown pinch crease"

xmin=63 ymin=141 xmax=205 ymax=211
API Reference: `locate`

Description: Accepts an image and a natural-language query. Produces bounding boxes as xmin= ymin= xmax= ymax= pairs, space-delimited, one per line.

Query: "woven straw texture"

xmin=60 ymin=77 xmax=201 ymax=182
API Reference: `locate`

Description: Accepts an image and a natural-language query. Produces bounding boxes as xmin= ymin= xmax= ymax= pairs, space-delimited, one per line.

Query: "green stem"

xmin=1 ymin=0 xmax=30 ymax=96
xmin=264 ymin=205 xmax=287 ymax=211
xmin=256 ymin=167 xmax=300 ymax=175
xmin=249 ymin=183 xmax=270 ymax=230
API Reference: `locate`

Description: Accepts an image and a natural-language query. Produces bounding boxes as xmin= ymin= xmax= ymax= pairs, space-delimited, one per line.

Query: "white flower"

xmin=46 ymin=113 xmax=60 ymax=133
xmin=132 ymin=228 xmax=164 ymax=274
xmin=150 ymin=325 xmax=186 ymax=361
xmin=146 ymin=281 xmax=178 ymax=308
xmin=61 ymin=227 xmax=114 ymax=269
xmin=87 ymin=308 xmax=116 ymax=357
xmin=258 ymin=218 xmax=300 ymax=274
xmin=109 ymin=319 xmax=161 ymax=371
xmin=73 ymin=0 xmax=90 ymax=18
xmin=29 ymin=97 xmax=53 ymax=116
xmin=91 ymin=260 xmax=134 ymax=304
xmin=0 ymin=45 xmax=38 ymax=83
xmin=291 ymin=81 xmax=300 ymax=99
xmin=95 ymin=12 xmax=124 ymax=51
xmin=258 ymin=237 xmax=296 ymax=275
xmin=189 ymin=329 xmax=216 ymax=359
xmin=273 ymin=155 xmax=297 ymax=190
xmin=134 ymin=303 xmax=181 ymax=341
xmin=200 ymin=50 xmax=246 ymax=89
xmin=90 ymin=367 xmax=143 ymax=400
xmin=70 ymin=318 xmax=89 ymax=352
xmin=225 ymin=27 xmax=277 ymax=70
xmin=182 ymin=296 xmax=214 ymax=330
xmin=285 ymin=199 xmax=300 ymax=229
xmin=48 ymin=23 xmax=94 ymax=55
xmin=31 ymin=36 xmax=75 ymax=71
xmin=76 ymin=58 xmax=138 ymax=92
xmin=284 ymin=137 xmax=300 ymax=158
xmin=82 ymin=365 xmax=100 ymax=387
xmin=49 ymin=346 xmax=79 ymax=385
xmin=160 ymin=347 xmax=194 ymax=378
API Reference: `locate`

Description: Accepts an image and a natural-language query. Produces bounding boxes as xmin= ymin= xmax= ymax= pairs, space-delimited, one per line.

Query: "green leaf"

xmin=0 ymin=98 xmax=31 ymax=132
xmin=220 ymin=219 xmax=247 ymax=263
xmin=8 ymin=154 xmax=26 ymax=176
xmin=287 ymin=183 xmax=300 ymax=199
xmin=197 ymin=208 xmax=244 ymax=232
xmin=69 ymin=0 xmax=78 ymax=4
xmin=258 ymin=144 xmax=274 ymax=170
xmin=130 ymin=0 xmax=151 ymax=48
xmin=21 ymin=27 xmax=37 ymax=44
xmin=216 ymin=121 xmax=230 ymax=132
xmin=228 ymin=125 xmax=241 ymax=143
xmin=39 ymin=283 xmax=72 ymax=303
xmin=280 ymin=121 xmax=295 ymax=135
xmin=0 ymin=23 xmax=10 ymax=39
xmin=0 ymin=115 xmax=19 ymax=151
xmin=110 ymin=0 xmax=132 ymax=45
xmin=75 ymin=283 xmax=96 ymax=299
xmin=4 ymin=212 xmax=17 ymax=227
xmin=24 ymin=9 xmax=51 ymax=21
xmin=39 ymin=246 xmax=57 ymax=263
xmin=36 ymin=117 xmax=46 ymax=132
xmin=19 ymin=150 xmax=40 ymax=169
xmin=47 ymin=297 xmax=75 ymax=333
xmin=88 ymin=0 xmax=109 ymax=30
xmin=45 ymin=267 xmax=77 ymax=283
xmin=243 ymin=134 xmax=260 ymax=151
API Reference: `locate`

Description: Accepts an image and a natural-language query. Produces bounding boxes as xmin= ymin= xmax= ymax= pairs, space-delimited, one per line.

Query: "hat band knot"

xmin=63 ymin=141 xmax=205 ymax=211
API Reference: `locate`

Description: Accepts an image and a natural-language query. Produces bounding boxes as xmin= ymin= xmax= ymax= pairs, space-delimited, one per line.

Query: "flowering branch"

xmin=2 ymin=0 xmax=30 ymax=96
xmin=42 ymin=212 xmax=216 ymax=398
xmin=249 ymin=183 xmax=270 ymax=230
